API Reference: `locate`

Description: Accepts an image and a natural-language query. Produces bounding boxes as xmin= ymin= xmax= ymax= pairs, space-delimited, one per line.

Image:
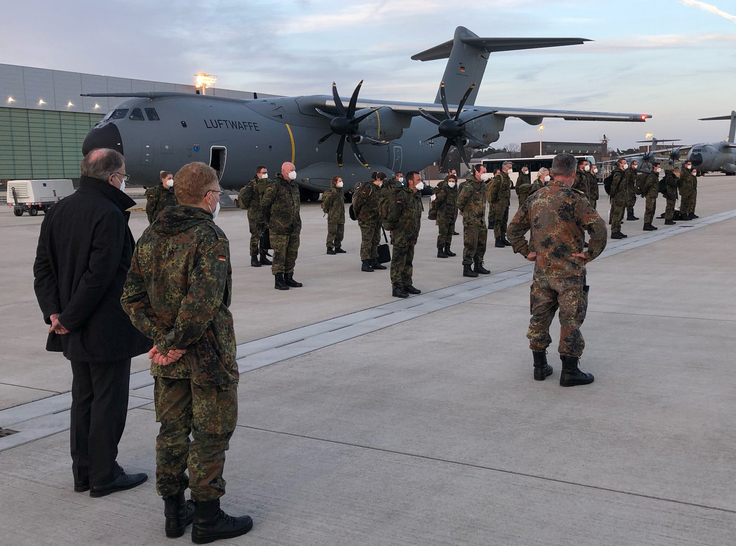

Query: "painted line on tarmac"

xmin=2 ymin=209 xmax=735 ymax=452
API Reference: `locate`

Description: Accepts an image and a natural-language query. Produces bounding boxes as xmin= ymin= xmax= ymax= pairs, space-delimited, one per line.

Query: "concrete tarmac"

xmin=1 ymin=176 xmax=735 ymax=544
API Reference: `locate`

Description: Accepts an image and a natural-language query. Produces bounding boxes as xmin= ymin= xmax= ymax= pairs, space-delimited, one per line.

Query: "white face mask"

xmin=592 ymin=168 xmax=598 ymax=174
xmin=631 ymin=165 xmax=637 ymax=170
xmin=448 ymin=182 xmax=456 ymax=188
xmin=506 ymin=167 xmax=513 ymax=174
xmin=166 ymin=179 xmax=174 ymax=188
xmin=692 ymin=170 xmax=697 ymax=175
xmin=480 ymin=173 xmax=492 ymax=181
xmin=336 ymin=181 xmax=343 ymax=188
xmin=397 ymin=177 xmax=404 ymax=183
xmin=544 ymin=175 xmax=551 ymax=182
xmin=260 ymin=173 xmax=268 ymax=179
xmin=622 ymin=163 xmax=628 ymax=170
xmin=522 ymin=170 xmax=528 ymax=175
xmin=415 ymin=181 xmax=425 ymax=191
xmin=288 ymin=171 xmax=297 ymax=180
xmin=584 ymin=165 xmax=590 ymax=172
xmin=208 ymin=195 xmax=220 ymax=219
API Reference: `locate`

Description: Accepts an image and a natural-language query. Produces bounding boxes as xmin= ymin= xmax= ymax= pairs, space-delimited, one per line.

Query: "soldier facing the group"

xmin=146 ymin=170 xmax=178 ymax=224
xmin=457 ymin=164 xmax=491 ymax=278
xmin=385 ymin=171 xmax=423 ymax=298
xmin=238 ymin=165 xmax=272 ymax=267
xmin=433 ymin=173 xmax=459 ymax=258
xmin=515 ymin=165 xmax=532 ymax=208
xmin=321 ymin=175 xmax=346 ymax=254
xmin=488 ymin=161 xmax=513 ymax=248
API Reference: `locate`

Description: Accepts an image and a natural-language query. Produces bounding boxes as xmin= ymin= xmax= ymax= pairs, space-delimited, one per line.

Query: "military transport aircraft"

xmin=81 ymin=26 xmax=651 ymax=200
xmin=683 ymin=111 xmax=736 ymax=175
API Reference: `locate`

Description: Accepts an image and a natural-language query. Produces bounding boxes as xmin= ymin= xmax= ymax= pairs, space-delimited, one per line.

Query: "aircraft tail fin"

xmin=699 ymin=111 xmax=736 ymax=143
xmin=411 ymin=27 xmax=589 ymax=107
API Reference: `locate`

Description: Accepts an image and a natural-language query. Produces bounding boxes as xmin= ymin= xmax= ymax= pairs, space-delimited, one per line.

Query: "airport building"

xmin=520 ymin=140 xmax=609 ymax=163
xmin=0 ymin=63 xmax=263 ymax=182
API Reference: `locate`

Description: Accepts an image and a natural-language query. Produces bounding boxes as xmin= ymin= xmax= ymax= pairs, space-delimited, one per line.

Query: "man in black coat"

xmin=33 ymin=148 xmax=152 ymax=497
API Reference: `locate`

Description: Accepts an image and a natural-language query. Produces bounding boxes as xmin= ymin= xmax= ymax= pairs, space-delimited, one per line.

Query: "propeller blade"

xmin=454 ymin=83 xmax=476 ymax=120
xmin=315 ymin=108 xmax=335 ymax=120
xmin=459 ymin=110 xmax=498 ymax=126
xmin=354 ymin=108 xmax=378 ymax=124
xmin=348 ymin=80 xmax=363 ymax=118
xmin=439 ymin=139 xmax=453 ymax=169
xmin=418 ymin=108 xmax=442 ymax=125
xmin=423 ymin=133 xmax=442 ymax=144
xmin=439 ymin=81 xmax=451 ymax=119
xmin=463 ymin=131 xmax=486 ymax=148
xmin=332 ymin=82 xmax=347 ymax=117
xmin=318 ymin=132 xmax=334 ymax=144
xmin=357 ymin=133 xmax=388 ymax=145
xmin=457 ymin=141 xmax=471 ymax=168
xmin=349 ymin=136 xmax=370 ymax=168
xmin=336 ymin=135 xmax=346 ymax=168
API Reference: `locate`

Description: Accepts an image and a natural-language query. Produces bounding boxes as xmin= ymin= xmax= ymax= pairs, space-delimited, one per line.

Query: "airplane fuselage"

xmin=687 ymin=143 xmax=736 ymax=175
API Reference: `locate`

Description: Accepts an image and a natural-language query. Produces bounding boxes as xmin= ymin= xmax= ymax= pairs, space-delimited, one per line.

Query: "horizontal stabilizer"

xmin=412 ymin=37 xmax=589 ymax=62
xmin=699 ymin=111 xmax=736 ymax=121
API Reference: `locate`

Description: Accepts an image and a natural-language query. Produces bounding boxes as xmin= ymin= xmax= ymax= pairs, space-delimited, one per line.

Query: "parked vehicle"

xmin=6 ymin=179 xmax=75 ymax=216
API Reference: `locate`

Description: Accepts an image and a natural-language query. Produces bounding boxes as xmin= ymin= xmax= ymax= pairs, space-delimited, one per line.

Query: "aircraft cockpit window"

xmin=110 ymin=109 xmax=129 ymax=120
xmin=129 ymin=108 xmax=145 ymax=121
xmin=145 ymin=108 xmax=160 ymax=121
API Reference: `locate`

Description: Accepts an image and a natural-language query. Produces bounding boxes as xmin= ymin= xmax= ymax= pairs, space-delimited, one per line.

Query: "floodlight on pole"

xmin=538 ymin=125 xmax=545 ymax=155
xmin=195 ymin=73 xmax=217 ymax=95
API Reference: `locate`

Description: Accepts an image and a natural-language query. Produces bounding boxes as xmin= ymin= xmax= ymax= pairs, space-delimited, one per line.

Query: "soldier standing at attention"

xmin=322 ymin=175 xmax=346 ymax=254
xmin=678 ymin=160 xmax=695 ymax=220
xmin=641 ymin=162 xmax=661 ymax=231
xmin=354 ymin=172 xmax=386 ymax=272
xmin=507 ymin=153 xmax=607 ymax=387
xmin=490 ymin=161 xmax=513 ymax=248
xmin=121 ymin=162 xmax=252 ymax=542
xmin=663 ymin=167 xmax=680 ymax=224
xmin=588 ymin=164 xmax=600 ymax=209
xmin=572 ymin=159 xmax=590 ymax=198
xmin=609 ymin=158 xmax=628 ymax=239
xmin=238 ymin=166 xmax=272 ymax=267
xmin=434 ymin=174 xmax=458 ymax=258
xmin=446 ymin=168 xmax=460 ymax=235
xmin=515 ymin=166 xmax=532 ymax=209
xmin=386 ymin=171 xmax=423 ymax=298
xmin=146 ymin=170 xmax=178 ymax=224
xmin=457 ymin=164 xmax=491 ymax=277
xmin=262 ymin=162 xmax=303 ymax=290
xmin=625 ymin=159 xmax=639 ymax=221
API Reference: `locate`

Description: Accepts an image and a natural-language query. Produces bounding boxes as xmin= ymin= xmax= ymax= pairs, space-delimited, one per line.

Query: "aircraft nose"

xmin=689 ymin=153 xmax=703 ymax=167
xmin=82 ymin=122 xmax=124 ymax=156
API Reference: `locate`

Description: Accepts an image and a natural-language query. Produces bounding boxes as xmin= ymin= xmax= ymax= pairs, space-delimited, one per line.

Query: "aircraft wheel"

xmin=14 ymin=208 xmax=23 ymax=217
xmin=29 ymin=207 xmax=38 ymax=216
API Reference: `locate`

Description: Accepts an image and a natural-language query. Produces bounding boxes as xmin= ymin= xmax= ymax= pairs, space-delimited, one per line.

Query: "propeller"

xmin=315 ymin=81 xmax=386 ymax=168
xmin=419 ymin=81 xmax=497 ymax=168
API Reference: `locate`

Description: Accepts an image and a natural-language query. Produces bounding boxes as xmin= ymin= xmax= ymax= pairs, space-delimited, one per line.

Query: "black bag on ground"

xmin=260 ymin=227 xmax=271 ymax=250
xmin=377 ymin=228 xmax=391 ymax=264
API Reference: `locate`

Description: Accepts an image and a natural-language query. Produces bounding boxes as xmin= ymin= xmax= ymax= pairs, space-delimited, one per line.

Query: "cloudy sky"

xmin=3 ymin=0 xmax=735 ymax=150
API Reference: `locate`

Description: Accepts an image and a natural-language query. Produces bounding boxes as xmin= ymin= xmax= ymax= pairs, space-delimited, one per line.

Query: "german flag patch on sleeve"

xmin=218 ymin=255 xmax=227 ymax=262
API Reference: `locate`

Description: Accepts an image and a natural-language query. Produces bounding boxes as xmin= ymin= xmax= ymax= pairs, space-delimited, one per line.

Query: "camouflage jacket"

xmin=507 ymin=180 xmax=607 ymax=279
xmin=642 ymin=172 xmax=660 ymax=199
xmin=239 ymin=175 xmax=270 ymax=220
xmin=145 ymin=184 xmax=178 ymax=224
xmin=322 ymin=186 xmax=345 ymax=223
xmin=663 ymin=171 xmax=679 ymax=201
xmin=530 ymin=177 xmax=547 ymax=195
xmin=572 ymin=171 xmax=589 ymax=197
xmin=488 ymin=171 xmax=512 ymax=207
xmin=262 ymin=173 xmax=302 ymax=234
xmin=387 ymin=185 xmax=422 ymax=246
xmin=515 ymin=172 xmax=532 ymax=203
xmin=624 ymin=167 xmax=638 ymax=195
xmin=678 ymin=169 xmax=696 ymax=196
xmin=121 ymin=205 xmax=238 ymax=386
xmin=609 ymin=167 xmax=627 ymax=203
xmin=456 ymin=177 xmax=487 ymax=227
xmin=354 ymin=181 xmax=381 ymax=224
xmin=586 ymin=171 xmax=600 ymax=200
xmin=434 ymin=181 xmax=458 ymax=219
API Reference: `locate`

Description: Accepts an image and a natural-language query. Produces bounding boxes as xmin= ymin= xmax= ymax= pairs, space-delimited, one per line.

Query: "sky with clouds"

xmin=2 ymin=0 xmax=735 ymax=151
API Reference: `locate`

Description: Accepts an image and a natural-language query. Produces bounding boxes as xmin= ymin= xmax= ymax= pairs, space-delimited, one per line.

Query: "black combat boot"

xmin=610 ymin=232 xmax=625 ymax=239
xmin=274 ymin=273 xmax=289 ymax=290
xmin=437 ymin=246 xmax=448 ymax=258
xmin=444 ymin=245 xmax=456 ymax=257
xmin=474 ymin=261 xmax=491 ymax=275
xmin=404 ymin=285 xmax=421 ymax=294
xmin=284 ymin=273 xmax=302 ymax=288
xmin=494 ymin=237 xmax=505 ymax=248
xmin=326 ymin=247 xmax=336 ymax=254
xmin=361 ymin=260 xmax=374 ymax=272
xmin=691 ymin=213 xmax=699 ymax=219
xmin=502 ymin=237 xmax=512 ymax=246
xmin=392 ymin=285 xmax=409 ymax=298
xmin=532 ymin=351 xmax=553 ymax=381
xmin=372 ymin=258 xmax=387 ymax=270
xmin=463 ymin=264 xmax=478 ymax=277
xmin=664 ymin=219 xmax=676 ymax=225
xmin=250 ymin=254 xmax=261 ymax=267
xmin=259 ymin=250 xmax=272 ymax=265
xmin=559 ymin=355 xmax=594 ymax=387
xmin=191 ymin=499 xmax=253 ymax=544
xmin=163 ymin=493 xmax=195 ymax=538
xmin=643 ymin=223 xmax=657 ymax=231
xmin=335 ymin=246 xmax=346 ymax=253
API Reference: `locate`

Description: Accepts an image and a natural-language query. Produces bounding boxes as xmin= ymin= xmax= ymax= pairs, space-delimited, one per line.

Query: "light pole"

xmin=195 ymin=73 xmax=217 ymax=95
xmin=538 ymin=125 xmax=545 ymax=156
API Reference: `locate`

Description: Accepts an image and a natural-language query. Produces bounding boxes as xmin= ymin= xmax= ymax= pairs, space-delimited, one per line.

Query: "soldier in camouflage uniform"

xmin=641 ymin=162 xmax=661 ymax=231
xmin=434 ymin=174 xmax=458 ymax=258
xmin=508 ymin=153 xmax=607 ymax=387
xmin=322 ymin=175 xmax=346 ymax=254
xmin=530 ymin=167 xmax=550 ymax=195
xmin=146 ymin=170 xmax=179 ymax=224
xmin=262 ymin=162 xmax=303 ymax=290
xmin=609 ymin=158 xmax=628 ymax=239
xmin=486 ymin=168 xmax=500 ymax=229
xmin=489 ymin=161 xmax=513 ymax=248
xmin=515 ymin=166 xmax=532 ymax=209
xmin=386 ymin=171 xmax=423 ymax=298
xmin=354 ymin=172 xmax=385 ymax=272
xmin=121 ymin=162 xmax=252 ymax=542
xmin=238 ymin=166 xmax=272 ymax=267
xmin=457 ymin=164 xmax=491 ymax=277
xmin=663 ymin=167 xmax=680 ymax=224
xmin=588 ymin=164 xmax=600 ymax=209
xmin=625 ymin=160 xmax=639 ymax=220
xmin=678 ymin=161 xmax=697 ymax=220
xmin=572 ymin=159 xmax=590 ymax=198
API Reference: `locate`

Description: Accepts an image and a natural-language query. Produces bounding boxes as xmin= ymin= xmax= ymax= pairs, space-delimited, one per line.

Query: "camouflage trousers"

xmin=437 ymin=215 xmax=454 ymax=249
xmin=154 ymin=377 xmax=237 ymax=501
xmin=493 ymin=204 xmax=509 ymax=239
xmin=390 ymin=244 xmax=415 ymax=288
xmin=326 ymin=221 xmax=344 ymax=250
xmin=359 ymin=220 xmax=380 ymax=261
xmin=487 ymin=206 xmax=495 ymax=230
xmin=270 ymin=232 xmax=300 ymax=274
xmin=665 ymin=198 xmax=676 ymax=221
xmin=462 ymin=224 xmax=487 ymax=266
xmin=680 ymin=193 xmax=694 ymax=216
xmin=528 ymin=275 xmax=588 ymax=358
xmin=626 ymin=189 xmax=636 ymax=209
xmin=610 ymin=199 xmax=625 ymax=233
xmin=248 ymin=215 xmax=264 ymax=256
xmin=643 ymin=196 xmax=657 ymax=224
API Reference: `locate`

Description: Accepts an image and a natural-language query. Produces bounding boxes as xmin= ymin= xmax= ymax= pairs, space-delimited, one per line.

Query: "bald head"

xmin=281 ymin=162 xmax=295 ymax=179
xmin=80 ymin=148 xmax=124 ymax=182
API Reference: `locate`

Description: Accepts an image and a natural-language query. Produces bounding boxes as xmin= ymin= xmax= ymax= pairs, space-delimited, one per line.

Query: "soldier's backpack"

xmin=237 ymin=181 xmax=254 ymax=210
xmin=349 ymin=182 xmax=365 ymax=221
xmin=603 ymin=172 xmax=615 ymax=195
xmin=635 ymin=173 xmax=648 ymax=196
xmin=659 ymin=172 xmax=670 ymax=195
